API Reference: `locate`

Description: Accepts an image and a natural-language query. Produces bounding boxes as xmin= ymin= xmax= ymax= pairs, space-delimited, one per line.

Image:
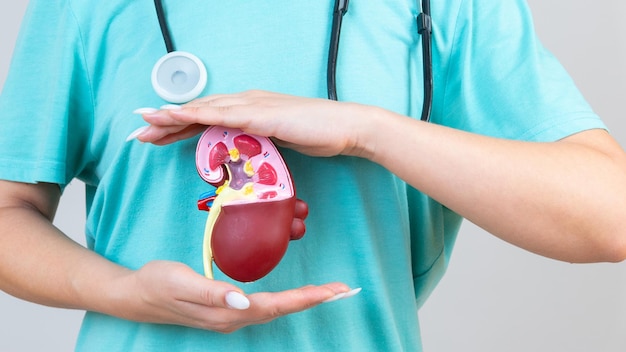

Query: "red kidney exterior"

xmin=211 ymin=196 xmax=296 ymax=282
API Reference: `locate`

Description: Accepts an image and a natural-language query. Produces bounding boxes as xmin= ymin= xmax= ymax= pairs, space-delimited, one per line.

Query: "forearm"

xmin=134 ymin=91 xmax=626 ymax=263
xmin=0 ymin=180 xmax=352 ymax=332
xmin=0 ymin=205 xmax=131 ymax=313
xmin=365 ymin=108 xmax=626 ymax=263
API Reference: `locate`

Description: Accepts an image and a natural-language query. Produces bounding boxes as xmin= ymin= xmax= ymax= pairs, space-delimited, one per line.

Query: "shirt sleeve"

xmin=0 ymin=0 xmax=94 ymax=188
xmin=436 ymin=0 xmax=606 ymax=141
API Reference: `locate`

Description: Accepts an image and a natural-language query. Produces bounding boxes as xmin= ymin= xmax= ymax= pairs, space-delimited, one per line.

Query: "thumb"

xmin=223 ymin=291 xmax=251 ymax=310
xmin=190 ymin=277 xmax=250 ymax=310
xmin=167 ymin=262 xmax=250 ymax=310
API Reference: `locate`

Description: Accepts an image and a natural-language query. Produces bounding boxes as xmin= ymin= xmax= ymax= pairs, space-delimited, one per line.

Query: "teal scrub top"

xmin=0 ymin=0 xmax=606 ymax=351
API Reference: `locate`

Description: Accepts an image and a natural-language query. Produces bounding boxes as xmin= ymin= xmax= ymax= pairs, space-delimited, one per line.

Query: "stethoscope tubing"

xmin=418 ymin=0 xmax=433 ymax=122
xmin=154 ymin=0 xmax=175 ymax=53
xmin=327 ymin=0 xmax=349 ymax=101
xmin=151 ymin=0 xmax=433 ymax=122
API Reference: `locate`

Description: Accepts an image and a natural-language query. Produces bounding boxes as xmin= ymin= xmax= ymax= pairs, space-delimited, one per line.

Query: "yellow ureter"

xmin=202 ymin=205 xmax=220 ymax=279
xmin=202 ymin=183 xmax=256 ymax=279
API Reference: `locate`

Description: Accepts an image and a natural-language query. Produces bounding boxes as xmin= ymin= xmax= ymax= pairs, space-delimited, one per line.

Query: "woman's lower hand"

xmin=119 ymin=261 xmax=353 ymax=333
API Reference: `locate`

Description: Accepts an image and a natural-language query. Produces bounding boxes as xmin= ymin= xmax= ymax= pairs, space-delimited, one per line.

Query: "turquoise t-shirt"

xmin=0 ymin=0 xmax=606 ymax=351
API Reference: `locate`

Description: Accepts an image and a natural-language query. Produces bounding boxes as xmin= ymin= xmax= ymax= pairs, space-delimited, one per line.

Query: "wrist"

xmin=346 ymin=104 xmax=386 ymax=161
xmin=71 ymin=258 xmax=136 ymax=319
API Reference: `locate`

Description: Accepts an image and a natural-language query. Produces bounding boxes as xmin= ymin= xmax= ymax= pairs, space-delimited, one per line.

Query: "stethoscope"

xmin=151 ymin=0 xmax=433 ymax=122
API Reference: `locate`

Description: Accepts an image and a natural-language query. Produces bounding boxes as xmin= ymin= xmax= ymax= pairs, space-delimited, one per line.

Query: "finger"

xmin=322 ymin=287 xmax=363 ymax=303
xmin=168 ymin=265 xmax=249 ymax=310
xmin=141 ymin=109 xmax=192 ymax=127
xmin=169 ymin=103 xmax=267 ymax=133
xmin=149 ymin=124 xmax=208 ymax=145
xmin=247 ymin=282 xmax=350 ymax=320
xmin=167 ymin=105 xmax=231 ymax=127
xmin=184 ymin=93 xmax=250 ymax=108
xmin=185 ymin=283 xmax=250 ymax=311
xmin=138 ymin=102 xmax=237 ymax=133
xmin=130 ymin=123 xmax=205 ymax=144
xmin=129 ymin=124 xmax=184 ymax=143
xmin=186 ymin=90 xmax=277 ymax=107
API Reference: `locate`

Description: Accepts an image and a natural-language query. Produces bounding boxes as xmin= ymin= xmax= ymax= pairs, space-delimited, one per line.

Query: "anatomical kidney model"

xmin=196 ymin=126 xmax=297 ymax=282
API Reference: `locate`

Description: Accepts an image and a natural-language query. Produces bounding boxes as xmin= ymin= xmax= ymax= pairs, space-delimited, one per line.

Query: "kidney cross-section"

xmin=195 ymin=126 xmax=297 ymax=282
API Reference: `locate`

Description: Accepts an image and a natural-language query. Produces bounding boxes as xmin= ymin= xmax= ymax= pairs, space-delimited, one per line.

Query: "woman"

xmin=1 ymin=0 xmax=625 ymax=351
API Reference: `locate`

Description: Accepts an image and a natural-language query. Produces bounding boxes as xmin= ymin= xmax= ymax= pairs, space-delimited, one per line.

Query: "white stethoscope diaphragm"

xmin=151 ymin=51 xmax=208 ymax=104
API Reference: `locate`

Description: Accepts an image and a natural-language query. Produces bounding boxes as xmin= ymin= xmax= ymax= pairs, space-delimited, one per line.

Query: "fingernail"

xmin=323 ymin=292 xmax=346 ymax=303
xmin=225 ymin=291 xmax=250 ymax=310
xmin=160 ymin=104 xmax=182 ymax=111
xmin=342 ymin=287 xmax=362 ymax=299
xmin=125 ymin=126 xmax=149 ymax=142
xmin=323 ymin=287 xmax=362 ymax=303
xmin=133 ymin=107 xmax=158 ymax=115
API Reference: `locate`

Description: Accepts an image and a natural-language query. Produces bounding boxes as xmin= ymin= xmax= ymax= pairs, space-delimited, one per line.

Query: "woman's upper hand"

xmin=119 ymin=260 xmax=354 ymax=333
xmin=131 ymin=90 xmax=380 ymax=159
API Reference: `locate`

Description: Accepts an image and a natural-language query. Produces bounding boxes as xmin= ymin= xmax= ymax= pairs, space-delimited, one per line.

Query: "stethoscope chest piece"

xmin=151 ymin=51 xmax=208 ymax=103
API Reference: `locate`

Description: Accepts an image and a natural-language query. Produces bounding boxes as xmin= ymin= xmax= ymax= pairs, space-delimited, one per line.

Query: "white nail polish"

xmin=342 ymin=287 xmax=362 ymax=299
xmin=160 ymin=104 xmax=182 ymax=111
xmin=125 ymin=126 xmax=149 ymax=142
xmin=323 ymin=287 xmax=362 ymax=303
xmin=133 ymin=107 xmax=158 ymax=115
xmin=323 ymin=292 xmax=347 ymax=303
xmin=225 ymin=291 xmax=250 ymax=310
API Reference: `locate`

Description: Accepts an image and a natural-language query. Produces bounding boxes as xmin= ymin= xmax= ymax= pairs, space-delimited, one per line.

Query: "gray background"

xmin=1 ymin=1 xmax=625 ymax=351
